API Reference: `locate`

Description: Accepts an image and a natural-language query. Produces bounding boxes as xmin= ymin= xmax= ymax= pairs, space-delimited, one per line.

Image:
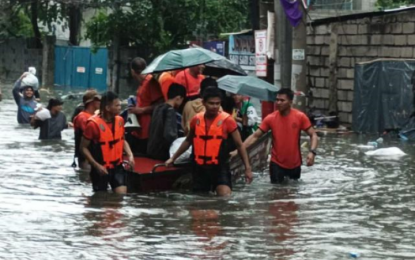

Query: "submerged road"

xmin=0 ymin=89 xmax=414 ymax=259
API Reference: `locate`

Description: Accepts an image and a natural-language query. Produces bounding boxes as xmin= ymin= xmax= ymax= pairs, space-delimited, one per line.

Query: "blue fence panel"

xmin=89 ymin=48 xmax=108 ymax=91
xmin=71 ymin=47 xmax=91 ymax=89
xmin=54 ymin=46 xmax=73 ymax=88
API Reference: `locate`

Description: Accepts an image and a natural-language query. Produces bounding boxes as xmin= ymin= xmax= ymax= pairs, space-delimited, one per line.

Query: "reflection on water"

xmin=0 ymin=91 xmax=415 ymax=259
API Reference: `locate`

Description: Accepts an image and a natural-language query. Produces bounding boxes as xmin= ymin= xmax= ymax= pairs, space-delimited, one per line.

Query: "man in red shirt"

xmin=242 ymin=88 xmax=318 ymax=183
xmin=73 ymin=90 xmax=101 ymax=170
xmin=80 ymin=91 xmax=135 ymax=194
xmin=175 ymin=65 xmax=205 ymax=99
xmin=127 ymin=57 xmax=164 ymax=154
xmin=166 ymin=87 xmax=252 ymax=196
xmin=159 ymin=70 xmax=179 ymax=100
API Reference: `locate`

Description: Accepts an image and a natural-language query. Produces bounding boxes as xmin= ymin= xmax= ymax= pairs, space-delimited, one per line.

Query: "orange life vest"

xmin=88 ymin=115 xmax=125 ymax=169
xmin=74 ymin=111 xmax=94 ymax=158
xmin=193 ymin=111 xmax=230 ymax=165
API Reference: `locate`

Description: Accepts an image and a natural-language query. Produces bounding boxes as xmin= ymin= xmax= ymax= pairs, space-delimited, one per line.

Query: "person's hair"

xmin=130 ymin=57 xmax=146 ymax=73
xmin=200 ymin=77 xmax=218 ymax=96
xmin=100 ymin=91 xmax=119 ymax=115
xmin=167 ymin=83 xmax=186 ymax=100
xmin=202 ymin=86 xmax=222 ymax=102
xmin=277 ymin=88 xmax=294 ymax=101
xmin=47 ymin=98 xmax=64 ymax=110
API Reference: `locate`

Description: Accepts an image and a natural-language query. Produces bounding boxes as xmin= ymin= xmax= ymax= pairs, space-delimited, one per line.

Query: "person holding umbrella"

xmin=166 ymin=87 xmax=252 ymax=196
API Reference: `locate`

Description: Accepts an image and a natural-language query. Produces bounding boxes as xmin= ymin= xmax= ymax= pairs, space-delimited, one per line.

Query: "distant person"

xmin=80 ymin=91 xmax=135 ymax=194
xmin=12 ymin=73 xmax=38 ymax=124
xmin=31 ymin=98 xmax=72 ymax=140
xmin=231 ymin=94 xmax=259 ymax=140
xmin=147 ymin=83 xmax=186 ymax=160
xmin=159 ymin=70 xmax=179 ymax=100
xmin=127 ymin=57 xmax=164 ymax=154
xmin=175 ymin=65 xmax=205 ymax=99
xmin=181 ymin=78 xmax=219 ymax=135
xmin=73 ymin=90 xmax=101 ymax=169
xmin=166 ymin=87 xmax=252 ymax=196
xmin=240 ymin=88 xmax=318 ymax=184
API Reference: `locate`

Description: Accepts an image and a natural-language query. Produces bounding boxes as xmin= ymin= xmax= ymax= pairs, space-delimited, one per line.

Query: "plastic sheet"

xmin=353 ymin=59 xmax=415 ymax=133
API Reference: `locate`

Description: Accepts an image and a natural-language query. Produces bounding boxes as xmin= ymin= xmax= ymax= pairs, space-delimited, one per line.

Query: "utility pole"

xmin=111 ymin=2 xmax=121 ymax=93
xmin=292 ymin=4 xmax=307 ymax=111
xmin=274 ymin=0 xmax=292 ymax=89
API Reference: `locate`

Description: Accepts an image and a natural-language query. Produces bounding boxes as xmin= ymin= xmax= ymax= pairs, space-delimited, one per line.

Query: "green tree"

xmin=376 ymin=0 xmax=415 ymax=9
xmin=85 ymin=0 xmax=249 ymax=57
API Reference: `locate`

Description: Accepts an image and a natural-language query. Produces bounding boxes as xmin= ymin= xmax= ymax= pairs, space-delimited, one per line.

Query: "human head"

xmin=200 ymin=77 xmax=218 ymax=96
xmin=231 ymin=94 xmax=243 ymax=105
xmin=130 ymin=57 xmax=147 ymax=82
xmin=21 ymin=74 xmax=39 ymax=98
xmin=275 ymin=88 xmax=294 ymax=113
xmin=83 ymin=90 xmax=101 ymax=110
xmin=202 ymin=87 xmax=222 ymax=116
xmin=47 ymin=98 xmax=64 ymax=115
xmin=100 ymin=91 xmax=121 ymax=118
xmin=189 ymin=65 xmax=204 ymax=76
xmin=167 ymin=83 xmax=186 ymax=108
xmin=22 ymin=86 xmax=34 ymax=99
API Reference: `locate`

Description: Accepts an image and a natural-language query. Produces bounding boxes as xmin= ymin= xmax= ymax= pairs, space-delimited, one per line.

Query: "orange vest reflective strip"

xmin=193 ymin=112 xmax=230 ymax=165
xmin=89 ymin=115 xmax=125 ymax=169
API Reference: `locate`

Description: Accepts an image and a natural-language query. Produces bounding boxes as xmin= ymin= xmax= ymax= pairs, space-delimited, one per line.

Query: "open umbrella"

xmin=141 ymin=48 xmax=225 ymax=75
xmin=217 ymin=75 xmax=280 ymax=101
xmin=203 ymin=59 xmax=247 ymax=77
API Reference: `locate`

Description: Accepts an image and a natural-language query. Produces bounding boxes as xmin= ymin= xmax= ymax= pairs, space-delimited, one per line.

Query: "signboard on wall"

xmin=228 ymin=34 xmax=255 ymax=71
xmin=255 ymin=30 xmax=267 ymax=77
xmin=203 ymin=41 xmax=226 ymax=56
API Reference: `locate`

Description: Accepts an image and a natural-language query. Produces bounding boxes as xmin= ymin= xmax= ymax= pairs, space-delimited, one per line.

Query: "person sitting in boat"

xmin=239 ymin=88 xmax=318 ymax=184
xmin=12 ymin=73 xmax=38 ymax=124
xmin=147 ymin=83 xmax=187 ymax=160
xmin=181 ymin=78 xmax=221 ymax=136
xmin=231 ymin=94 xmax=259 ymax=141
xmin=166 ymin=87 xmax=253 ymax=196
xmin=73 ymin=90 xmax=101 ymax=170
xmin=80 ymin=91 xmax=135 ymax=194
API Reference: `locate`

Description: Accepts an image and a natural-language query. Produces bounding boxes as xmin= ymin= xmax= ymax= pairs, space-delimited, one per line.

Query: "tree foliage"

xmin=376 ymin=0 xmax=415 ymax=9
xmin=85 ymin=0 xmax=249 ymax=57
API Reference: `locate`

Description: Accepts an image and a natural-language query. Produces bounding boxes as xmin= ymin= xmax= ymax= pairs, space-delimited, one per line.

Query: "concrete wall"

xmin=307 ymin=9 xmax=415 ymax=124
xmin=0 ymin=38 xmax=43 ymax=85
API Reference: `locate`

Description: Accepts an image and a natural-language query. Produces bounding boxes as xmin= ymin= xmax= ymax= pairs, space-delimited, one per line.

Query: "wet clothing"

xmin=12 ymin=80 xmax=37 ymax=124
xmin=182 ymin=98 xmax=205 ymax=135
xmin=192 ymin=164 xmax=232 ymax=192
xmin=189 ymin=112 xmax=237 ymax=191
xmin=259 ymin=109 xmax=312 ymax=170
xmin=85 ymin=116 xmax=125 ymax=169
xmin=270 ymin=162 xmax=301 ymax=184
xmin=35 ymin=112 xmax=68 ymax=140
xmin=90 ymin=164 xmax=127 ymax=192
xmin=175 ymin=69 xmax=205 ymax=98
xmin=159 ymin=71 xmax=177 ymax=101
xmin=147 ymin=103 xmax=178 ymax=160
xmin=73 ymin=111 xmax=94 ymax=163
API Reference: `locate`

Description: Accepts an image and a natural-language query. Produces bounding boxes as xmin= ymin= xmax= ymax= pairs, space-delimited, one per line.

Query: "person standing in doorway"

xmin=80 ymin=91 xmax=135 ymax=194
xmin=240 ymin=88 xmax=318 ymax=184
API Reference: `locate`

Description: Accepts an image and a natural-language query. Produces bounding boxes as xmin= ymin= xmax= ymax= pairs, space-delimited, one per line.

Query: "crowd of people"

xmin=12 ymin=57 xmax=318 ymax=196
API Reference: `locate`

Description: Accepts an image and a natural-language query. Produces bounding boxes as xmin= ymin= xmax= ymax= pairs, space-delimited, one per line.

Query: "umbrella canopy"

xmin=141 ymin=48 xmax=225 ymax=74
xmin=217 ymin=75 xmax=280 ymax=101
xmin=204 ymin=59 xmax=247 ymax=77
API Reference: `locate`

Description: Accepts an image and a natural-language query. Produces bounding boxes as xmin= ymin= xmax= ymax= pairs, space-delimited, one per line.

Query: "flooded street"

xmin=1 ymin=91 xmax=415 ymax=260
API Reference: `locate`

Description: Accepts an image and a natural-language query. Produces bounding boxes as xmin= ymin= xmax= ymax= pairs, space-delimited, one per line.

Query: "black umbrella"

xmin=203 ymin=59 xmax=247 ymax=78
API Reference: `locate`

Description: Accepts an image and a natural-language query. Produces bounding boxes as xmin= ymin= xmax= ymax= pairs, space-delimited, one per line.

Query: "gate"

xmin=54 ymin=46 xmax=108 ymax=91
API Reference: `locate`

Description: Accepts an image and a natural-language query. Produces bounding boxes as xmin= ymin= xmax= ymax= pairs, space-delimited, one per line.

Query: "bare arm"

xmin=231 ymin=130 xmax=253 ymax=183
xmin=80 ymin=137 xmax=108 ymax=174
xmin=123 ymin=140 xmax=135 ymax=167
xmin=305 ymin=127 xmax=318 ymax=166
xmin=129 ymin=99 xmax=163 ymax=115
xmin=231 ymin=128 xmax=265 ymax=157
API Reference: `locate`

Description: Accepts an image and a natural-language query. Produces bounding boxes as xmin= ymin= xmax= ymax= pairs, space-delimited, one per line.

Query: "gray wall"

xmin=0 ymin=38 xmax=43 ymax=86
xmin=307 ymin=9 xmax=415 ymax=124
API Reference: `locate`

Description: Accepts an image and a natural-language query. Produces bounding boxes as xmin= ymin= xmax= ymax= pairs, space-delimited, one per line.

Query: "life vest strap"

xmin=197 ymin=135 xmax=223 ymax=141
xmin=98 ymin=138 xmax=122 ymax=149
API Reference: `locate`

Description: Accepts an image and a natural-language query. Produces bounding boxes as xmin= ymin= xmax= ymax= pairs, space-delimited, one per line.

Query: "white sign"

xmin=255 ymin=30 xmax=267 ymax=77
xmin=76 ymin=67 xmax=86 ymax=73
xmin=292 ymin=49 xmax=305 ymax=61
xmin=95 ymin=68 xmax=103 ymax=75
